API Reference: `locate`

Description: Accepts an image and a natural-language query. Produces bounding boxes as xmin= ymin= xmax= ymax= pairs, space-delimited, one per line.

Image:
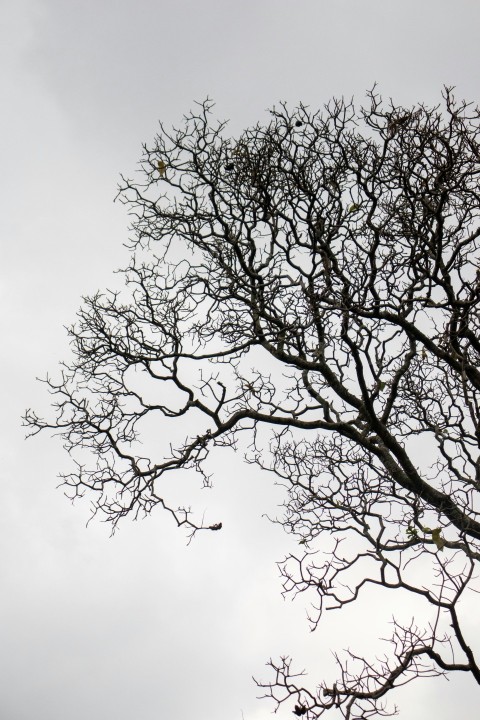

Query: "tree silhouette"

xmin=26 ymin=88 xmax=480 ymax=717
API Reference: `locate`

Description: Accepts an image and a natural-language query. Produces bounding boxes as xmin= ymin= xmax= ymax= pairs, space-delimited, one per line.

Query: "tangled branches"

xmin=26 ymin=88 xmax=480 ymax=715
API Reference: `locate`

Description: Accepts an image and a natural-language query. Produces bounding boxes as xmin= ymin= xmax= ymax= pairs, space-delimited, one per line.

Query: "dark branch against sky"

xmin=2 ymin=1 xmax=480 ymax=719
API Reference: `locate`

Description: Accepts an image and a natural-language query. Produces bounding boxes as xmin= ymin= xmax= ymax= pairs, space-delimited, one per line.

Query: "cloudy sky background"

xmin=2 ymin=1 xmax=480 ymax=718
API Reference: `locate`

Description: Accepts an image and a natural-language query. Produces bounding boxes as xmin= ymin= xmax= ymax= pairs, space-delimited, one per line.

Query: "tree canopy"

xmin=26 ymin=88 xmax=480 ymax=717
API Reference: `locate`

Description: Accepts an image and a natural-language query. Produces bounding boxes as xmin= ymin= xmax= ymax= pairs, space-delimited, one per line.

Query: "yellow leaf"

xmin=348 ymin=203 xmax=361 ymax=214
xmin=431 ymin=528 xmax=445 ymax=551
xmin=157 ymin=160 xmax=167 ymax=177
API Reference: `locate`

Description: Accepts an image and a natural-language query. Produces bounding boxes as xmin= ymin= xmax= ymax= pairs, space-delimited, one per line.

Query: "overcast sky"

xmin=2 ymin=1 xmax=480 ymax=719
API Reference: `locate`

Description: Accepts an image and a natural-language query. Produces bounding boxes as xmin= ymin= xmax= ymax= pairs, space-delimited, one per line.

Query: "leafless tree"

xmin=25 ymin=88 xmax=480 ymax=717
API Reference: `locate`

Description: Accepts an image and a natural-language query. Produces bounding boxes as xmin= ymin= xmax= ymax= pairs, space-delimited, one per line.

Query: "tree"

xmin=25 ymin=88 xmax=480 ymax=717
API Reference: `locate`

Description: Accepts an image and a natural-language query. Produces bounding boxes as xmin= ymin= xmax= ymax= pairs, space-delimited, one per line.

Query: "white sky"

xmin=1 ymin=1 xmax=480 ymax=719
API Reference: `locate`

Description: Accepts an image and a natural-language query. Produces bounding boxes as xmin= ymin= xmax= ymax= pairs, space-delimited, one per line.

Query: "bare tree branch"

xmin=25 ymin=87 xmax=480 ymax=714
